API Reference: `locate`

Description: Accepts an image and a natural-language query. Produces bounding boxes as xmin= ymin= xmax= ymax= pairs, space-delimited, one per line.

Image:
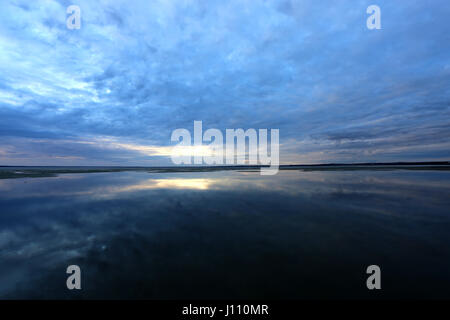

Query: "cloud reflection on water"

xmin=0 ymin=170 xmax=450 ymax=299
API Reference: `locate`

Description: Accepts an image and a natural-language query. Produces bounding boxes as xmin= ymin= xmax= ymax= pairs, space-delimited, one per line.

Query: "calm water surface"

xmin=0 ymin=170 xmax=449 ymax=299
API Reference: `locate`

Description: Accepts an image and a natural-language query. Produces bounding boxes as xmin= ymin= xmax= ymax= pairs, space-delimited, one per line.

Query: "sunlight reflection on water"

xmin=0 ymin=170 xmax=449 ymax=299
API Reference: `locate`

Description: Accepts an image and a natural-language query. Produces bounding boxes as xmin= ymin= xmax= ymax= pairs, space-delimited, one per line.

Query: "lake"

xmin=0 ymin=168 xmax=449 ymax=299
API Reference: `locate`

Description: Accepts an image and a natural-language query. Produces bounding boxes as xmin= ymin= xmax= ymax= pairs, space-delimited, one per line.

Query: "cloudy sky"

xmin=0 ymin=0 xmax=449 ymax=165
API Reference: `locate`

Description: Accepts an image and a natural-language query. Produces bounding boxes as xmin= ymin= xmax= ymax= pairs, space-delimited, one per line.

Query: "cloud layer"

xmin=0 ymin=0 xmax=449 ymax=165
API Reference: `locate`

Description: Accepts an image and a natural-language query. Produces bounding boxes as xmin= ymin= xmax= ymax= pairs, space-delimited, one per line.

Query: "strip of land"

xmin=0 ymin=162 xmax=449 ymax=179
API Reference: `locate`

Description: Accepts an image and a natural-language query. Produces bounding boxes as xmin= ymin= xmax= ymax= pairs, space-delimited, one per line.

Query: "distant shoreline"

xmin=1 ymin=161 xmax=449 ymax=168
xmin=0 ymin=162 xmax=449 ymax=179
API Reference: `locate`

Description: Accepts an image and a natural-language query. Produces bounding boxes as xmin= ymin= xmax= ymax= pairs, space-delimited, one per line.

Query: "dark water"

xmin=0 ymin=169 xmax=449 ymax=299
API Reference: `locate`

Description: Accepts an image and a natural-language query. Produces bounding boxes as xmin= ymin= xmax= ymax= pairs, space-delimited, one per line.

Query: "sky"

xmin=0 ymin=0 xmax=449 ymax=166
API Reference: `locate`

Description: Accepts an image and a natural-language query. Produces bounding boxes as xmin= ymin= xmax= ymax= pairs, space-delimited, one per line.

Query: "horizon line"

xmin=1 ymin=161 xmax=449 ymax=168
